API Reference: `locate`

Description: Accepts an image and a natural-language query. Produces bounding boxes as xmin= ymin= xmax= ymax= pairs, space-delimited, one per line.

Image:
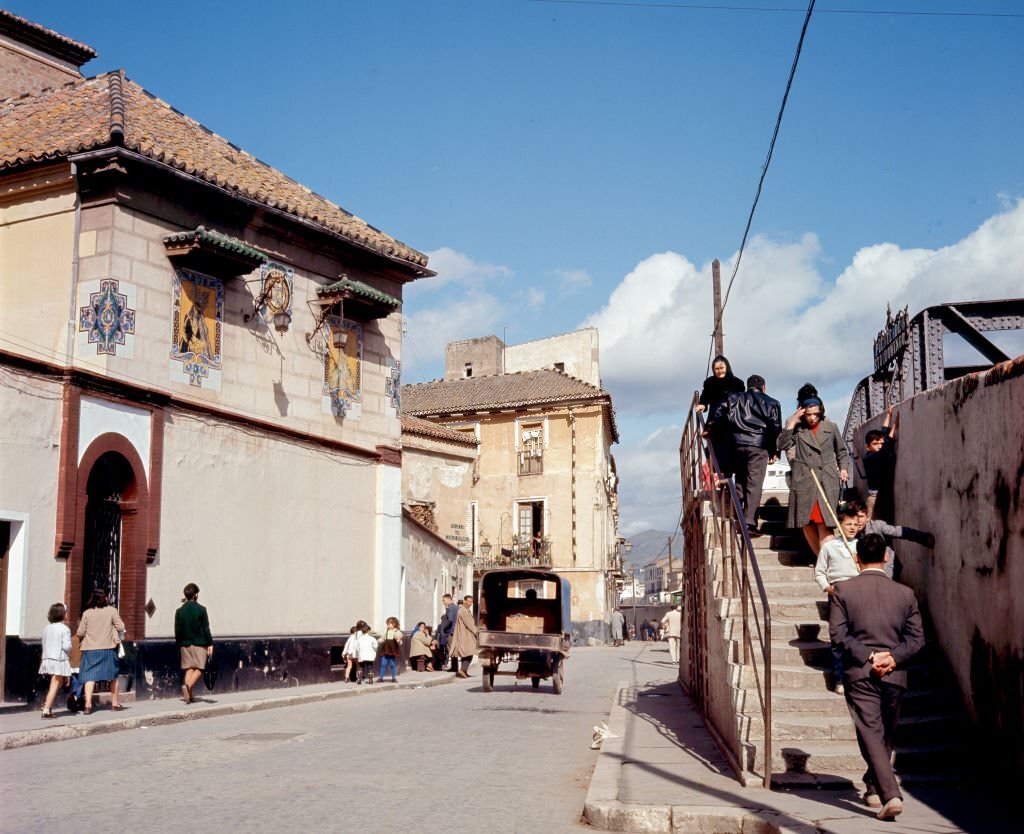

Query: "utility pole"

xmin=667 ymin=536 xmax=673 ymax=602
xmin=711 ymin=258 xmax=724 ymax=357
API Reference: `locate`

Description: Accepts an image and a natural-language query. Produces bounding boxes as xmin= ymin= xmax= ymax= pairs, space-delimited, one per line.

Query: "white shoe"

xmin=877 ymin=797 xmax=903 ymax=820
xmin=864 ymin=792 xmax=882 ymax=809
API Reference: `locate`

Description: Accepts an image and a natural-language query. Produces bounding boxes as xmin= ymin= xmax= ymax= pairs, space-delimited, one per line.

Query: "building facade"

xmin=0 ymin=15 xmax=434 ymax=702
xmin=402 ymin=331 xmax=621 ymax=640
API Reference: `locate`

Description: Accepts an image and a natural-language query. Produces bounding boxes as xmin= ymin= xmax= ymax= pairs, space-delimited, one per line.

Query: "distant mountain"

xmin=622 ymin=529 xmax=675 ymax=570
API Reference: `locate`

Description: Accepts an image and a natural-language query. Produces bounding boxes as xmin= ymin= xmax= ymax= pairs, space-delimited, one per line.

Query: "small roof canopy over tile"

xmin=317 ymin=275 xmax=400 ymax=320
xmin=163 ymin=226 xmax=268 ymax=277
xmin=402 ymin=368 xmax=619 ymax=442
xmin=0 ymin=70 xmax=433 ymax=278
xmin=0 ymin=9 xmax=96 ymax=67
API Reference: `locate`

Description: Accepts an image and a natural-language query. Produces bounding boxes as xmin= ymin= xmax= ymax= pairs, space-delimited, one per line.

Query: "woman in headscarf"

xmin=777 ymin=387 xmax=850 ymax=556
xmin=696 ymin=355 xmax=745 ymax=477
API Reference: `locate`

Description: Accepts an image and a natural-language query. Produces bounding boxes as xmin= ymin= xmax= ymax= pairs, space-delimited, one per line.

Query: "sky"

xmin=16 ymin=0 xmax=1024 ymax=536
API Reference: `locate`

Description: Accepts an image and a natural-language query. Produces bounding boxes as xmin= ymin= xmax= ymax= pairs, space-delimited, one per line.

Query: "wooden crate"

xmin=505 ymin=615 xmax=544 ymax=634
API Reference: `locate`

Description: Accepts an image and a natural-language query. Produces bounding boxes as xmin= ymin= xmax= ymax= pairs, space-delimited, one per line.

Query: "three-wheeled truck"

xmin=476 ymin=568 xmax=571 ymax=694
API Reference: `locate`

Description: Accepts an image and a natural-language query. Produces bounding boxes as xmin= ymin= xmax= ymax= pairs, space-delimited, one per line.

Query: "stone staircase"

xmin=724 ymin=493 xmax=969 ymax=789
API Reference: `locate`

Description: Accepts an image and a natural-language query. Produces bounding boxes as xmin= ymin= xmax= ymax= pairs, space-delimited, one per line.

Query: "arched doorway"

xmin=81 ymin=452 xmax=135 ymax=609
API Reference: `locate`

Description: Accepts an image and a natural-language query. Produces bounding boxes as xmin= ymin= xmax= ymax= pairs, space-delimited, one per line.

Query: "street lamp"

xmin=480 ymin=538 xmax=492 ymax=559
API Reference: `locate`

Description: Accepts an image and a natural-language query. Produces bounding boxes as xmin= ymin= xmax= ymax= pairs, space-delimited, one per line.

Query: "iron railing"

xmin=679 ymin=392 xmax=773 ymax=787
xmin=473 ymin=538 xmax=553 ymax=571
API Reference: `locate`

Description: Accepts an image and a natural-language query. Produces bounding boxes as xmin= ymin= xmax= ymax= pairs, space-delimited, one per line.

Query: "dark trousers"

xmin=733 ymin=445 xmax=769 ymax=527
xmin=459 ymin=656 xmax=473 ymax=674
xmin=844 ymin=677 xmax=905 ymax=801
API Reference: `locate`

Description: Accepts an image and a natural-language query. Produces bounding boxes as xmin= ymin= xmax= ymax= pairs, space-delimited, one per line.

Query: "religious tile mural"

xmin=322 ymin=316 xmax=362 ymax=418
xmin=77 ymin=278 xmax=136 ymax=358
xmin=170 ymin=268 xmax=224 ymax=389
xmin=385 ymin=357 xmax=401 ymax=415
xmin=258 ymin=262 xmax=293 ymax=326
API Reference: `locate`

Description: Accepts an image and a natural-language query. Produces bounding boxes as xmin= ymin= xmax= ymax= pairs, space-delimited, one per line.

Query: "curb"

xmin=0 ymin=676 xmax=455 ymax=753
xmin=582 ymin=682 xmax=788 ymax=834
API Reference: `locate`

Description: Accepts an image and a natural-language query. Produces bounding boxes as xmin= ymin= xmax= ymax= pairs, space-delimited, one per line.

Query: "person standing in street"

xmin=660 ymin=605 xmax=682 ymax=664
xmin=711 ymin=374 xmax=781 ymax=536
xmin=449 ymin=595 xmax=478 ymax=678
xmin=76 ymin=588 xmax=125 ymax=714
xmin=437 ymin=593 xmax=459 ymax=673
xmin=174 ymin=583 xmax=213 ymax=704
xmin=38 ymin=603 xmax=72 ymax=719
xmin=609 ymin=609 xmax=625 ymax=647
xmin=829 ymin=533 xmax=925 ymax=821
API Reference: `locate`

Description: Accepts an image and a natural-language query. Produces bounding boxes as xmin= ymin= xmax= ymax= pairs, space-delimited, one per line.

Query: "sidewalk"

xmin=0 ymin=671 xmax=455 ymax=752
xmin=584 ymin=645 xmax=1014 ymax=834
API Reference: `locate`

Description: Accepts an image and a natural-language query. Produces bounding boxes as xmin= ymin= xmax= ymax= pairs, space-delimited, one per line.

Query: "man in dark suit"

xmin=711 ymin=374 xmax=781 ymax=535
xmin=829 ymin=533 xmax=924 ymax=821
xmin=437 ymin=594 xmax=460 ymax=673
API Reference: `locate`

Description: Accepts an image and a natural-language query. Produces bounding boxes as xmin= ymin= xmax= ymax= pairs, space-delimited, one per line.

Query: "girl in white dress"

xmin=39 ymin=603 xmax=72 ymax=719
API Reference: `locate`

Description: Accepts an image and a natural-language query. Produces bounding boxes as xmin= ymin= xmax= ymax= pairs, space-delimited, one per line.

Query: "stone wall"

xmin=851 ymin=356 xmax=1024 ymax=770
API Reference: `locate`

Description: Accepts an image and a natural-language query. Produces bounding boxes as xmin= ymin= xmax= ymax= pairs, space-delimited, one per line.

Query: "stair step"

xmin=746 ymin=714 xmax=857 ymax=742
xmin=770 ymin=688 xmax=850 ymax=716
xmin=758 ymin=738 xmax=964 ymax=775
xmin=761 ymin=581 xmax=822 ymax=598
xmin=769 ymin=638 xmax=831 ymax=666
xmin=747 ymin=565 xmax=814 ymax=584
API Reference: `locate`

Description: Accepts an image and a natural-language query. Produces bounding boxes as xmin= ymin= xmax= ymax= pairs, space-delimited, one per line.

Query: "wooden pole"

xmin=712 ymin=258 xmax=724 ymax=357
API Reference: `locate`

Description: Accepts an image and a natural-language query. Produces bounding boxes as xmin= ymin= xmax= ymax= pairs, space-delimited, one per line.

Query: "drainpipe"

xmin=569 ymin=409 xmax=577 ymax=564
xmin=65 ymin=161 xmax=82 ymax=366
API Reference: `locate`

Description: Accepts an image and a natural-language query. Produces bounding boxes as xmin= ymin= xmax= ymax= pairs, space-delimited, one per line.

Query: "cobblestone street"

xmin=0 ymin=646 xmax=671 ymax=834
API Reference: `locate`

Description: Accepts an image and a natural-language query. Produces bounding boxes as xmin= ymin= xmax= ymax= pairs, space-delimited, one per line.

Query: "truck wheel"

xmin=531 ymin=677 xmax=541 ymax=690
xmin=552 ymin=659 xmax=564 ymax=695
xmin=482 ymin=667 xmax=494 ymax=692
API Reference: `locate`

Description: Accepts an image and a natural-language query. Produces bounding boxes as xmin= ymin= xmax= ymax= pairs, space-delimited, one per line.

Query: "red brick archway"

xmin=66 ymin=433 xmax=150 ymax=638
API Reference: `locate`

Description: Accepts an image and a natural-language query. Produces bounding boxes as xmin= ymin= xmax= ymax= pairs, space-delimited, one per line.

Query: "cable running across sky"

xmin=705 ymin=0 xmax=816 ymax=374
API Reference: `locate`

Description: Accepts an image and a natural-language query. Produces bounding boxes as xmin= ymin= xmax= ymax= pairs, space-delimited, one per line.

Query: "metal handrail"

xmin=679 ymin=392 xmax=773 ymax=787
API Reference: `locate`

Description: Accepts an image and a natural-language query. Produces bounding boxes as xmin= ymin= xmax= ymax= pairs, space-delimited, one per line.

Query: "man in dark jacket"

xmin=829 ymin=534 xmax=925 ymax=820
xmin=437 ymin=594 xmax=459 ymax=672
xmin=712 ymin=374 xmax=781 ymax=533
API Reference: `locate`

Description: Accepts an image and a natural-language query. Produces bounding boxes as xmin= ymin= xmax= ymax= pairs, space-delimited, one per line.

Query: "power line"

xmin=524 ymin=0 xmax=1024 ymax=19
xmin=705 ymin=0 xmax=816 ymax=373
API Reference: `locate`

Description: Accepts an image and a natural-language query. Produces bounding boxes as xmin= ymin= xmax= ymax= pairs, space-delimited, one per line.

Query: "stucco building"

xmin=402 ymin=330 xmax=622 ymax=639
xmin=0 ymin=13 xmax=436 ymax=701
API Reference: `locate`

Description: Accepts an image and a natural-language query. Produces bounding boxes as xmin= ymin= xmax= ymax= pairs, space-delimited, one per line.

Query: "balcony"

xmin=474 ymin=537 xmax=553 ymax=571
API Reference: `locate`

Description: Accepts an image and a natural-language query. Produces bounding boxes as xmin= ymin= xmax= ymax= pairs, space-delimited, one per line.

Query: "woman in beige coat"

xmin=777 ymin=394 xmax=849 ymax=556
xmin=449 ymin=596 xmax=478 ymax=678
xmin=76 ymin=588 xmax=126 ymax=714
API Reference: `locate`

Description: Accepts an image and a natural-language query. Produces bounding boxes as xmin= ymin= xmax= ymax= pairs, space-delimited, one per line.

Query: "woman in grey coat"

xmin=777 ymin=394 xmax=849 ymax=556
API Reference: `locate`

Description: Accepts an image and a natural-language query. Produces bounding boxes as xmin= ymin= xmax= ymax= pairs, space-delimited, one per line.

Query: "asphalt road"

xmin=0 ymin=644 xmax=674 ymax=834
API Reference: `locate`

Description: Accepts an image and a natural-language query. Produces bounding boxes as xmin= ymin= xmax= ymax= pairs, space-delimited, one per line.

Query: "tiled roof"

xmin=402 ymin=369 xmax=612 ymax=415
xmin=0 ymin=71 xmax=431 ymax=274
xmin=0 ymin=10 xmax=96 ymax=65
xmin=318 ymin=276 xmax=400 ymax=309
xmin=401 ymin=414 xmax=478 ymax=447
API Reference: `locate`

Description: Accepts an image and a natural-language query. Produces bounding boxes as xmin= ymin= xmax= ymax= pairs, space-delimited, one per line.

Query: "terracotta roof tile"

xmin=0 ymin=71 xmax=431 ymax=274
xmin=400 ymin=414 xmax=477 ymax=447
xmin=402 ymin=369 xmax=611 ymax=415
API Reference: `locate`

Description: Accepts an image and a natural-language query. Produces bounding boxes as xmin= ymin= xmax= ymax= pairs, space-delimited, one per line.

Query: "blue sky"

xmin=18 ymin=0 xmax=1024 ymax=533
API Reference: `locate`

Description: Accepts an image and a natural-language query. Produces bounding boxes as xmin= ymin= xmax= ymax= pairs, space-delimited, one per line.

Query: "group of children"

xmin=341 ymin=617 xmax=404 ymax=685
xmin=811 ymin=406 xmax=935 ymax=694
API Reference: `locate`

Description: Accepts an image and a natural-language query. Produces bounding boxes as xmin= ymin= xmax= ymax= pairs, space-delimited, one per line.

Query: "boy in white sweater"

xmin=814 ymin=507 xmax=862 ymax=693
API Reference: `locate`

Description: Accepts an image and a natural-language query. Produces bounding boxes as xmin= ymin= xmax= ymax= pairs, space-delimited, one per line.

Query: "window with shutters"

xmin=518 ymin=424 xmax=543 ymax=475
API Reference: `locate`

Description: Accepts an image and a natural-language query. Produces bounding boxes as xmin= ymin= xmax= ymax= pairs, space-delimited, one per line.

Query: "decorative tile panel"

xmin=170 ymin=268 xmax=223 ymax=389
xmin=385 ymin=357 xmax=401 ymax=415
xmin=77 ymin=278 xmax=136 ymax=357
xmin=321 ymin=316 xmax=362 ymax=418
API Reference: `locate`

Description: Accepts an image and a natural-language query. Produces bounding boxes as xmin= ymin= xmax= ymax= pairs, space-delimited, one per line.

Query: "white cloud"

xmin=588 ymin=199 xmax=1024 ymax=418
xmin=521 ymin=287 xmax=546 ymax=309
xmin=403 ymin=290 xmax=506 ymax=376
xmin=594 ymin=199 xmax=1024 ymax=532
xmin=554 ymin=268 xmax=593 ymax=290
xmin=421 ymin=246 xmax=512 ymax=291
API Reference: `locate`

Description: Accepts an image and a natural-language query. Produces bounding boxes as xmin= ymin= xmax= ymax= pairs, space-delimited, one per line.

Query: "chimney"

xmin=0 ymin=10 xmax=96 ymax=99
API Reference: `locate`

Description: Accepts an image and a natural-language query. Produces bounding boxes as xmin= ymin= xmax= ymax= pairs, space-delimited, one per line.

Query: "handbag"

xmin=202 ymin=656 xmax=218 ymax=691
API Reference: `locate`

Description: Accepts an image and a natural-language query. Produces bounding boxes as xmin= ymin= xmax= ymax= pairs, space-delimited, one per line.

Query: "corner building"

xmin=402 ymin=330 xmax=622 ymax=640
xmin=0 ymin=13 xmax=434 ymax=702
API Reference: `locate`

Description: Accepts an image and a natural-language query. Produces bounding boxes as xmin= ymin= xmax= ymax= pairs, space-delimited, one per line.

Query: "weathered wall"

xmin=0 ymin=370 xmax=63 ymax=639
xmin=401 ymin=437 xmax=475 ymax=552
xmin=0 ymin=36 xmax=81 ymax=99
xmin=853 ymin=357 xmax=1024 ymax=768
xmin=401 ymin=515 xmax=467 ymax=632
xmin=444 ymin=335 xmax=504 ymax=380
xmin=503 ymin=328 xmax=601 ymax=387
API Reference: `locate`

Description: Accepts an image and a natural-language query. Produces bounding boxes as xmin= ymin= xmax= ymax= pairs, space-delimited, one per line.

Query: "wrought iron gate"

xmin=82 ymin=496 xmax=121 ymax=607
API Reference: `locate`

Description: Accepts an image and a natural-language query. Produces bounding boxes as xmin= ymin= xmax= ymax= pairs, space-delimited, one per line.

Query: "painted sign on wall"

xmin=170 ymin=268 xmax=223 ymax=389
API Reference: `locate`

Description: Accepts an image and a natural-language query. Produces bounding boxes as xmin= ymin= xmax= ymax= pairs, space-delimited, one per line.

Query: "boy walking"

xmin=814 ymin=506 xmax=864 ymax=693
